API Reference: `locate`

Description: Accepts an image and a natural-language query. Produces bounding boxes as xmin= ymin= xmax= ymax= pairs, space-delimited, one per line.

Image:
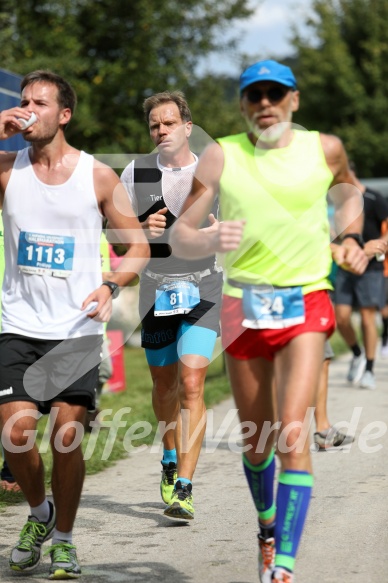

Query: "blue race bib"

xmin=17 ymin=231 xmax=75 ymax=278
xmin=154 ymin=279 xmax=200 ymax=316
xmin=242 ymin=285 xmax=305 ymax=329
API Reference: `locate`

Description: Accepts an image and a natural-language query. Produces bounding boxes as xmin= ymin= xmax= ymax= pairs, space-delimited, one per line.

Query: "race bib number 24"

xmin=242 ymin=285 xmax=305 ymax=329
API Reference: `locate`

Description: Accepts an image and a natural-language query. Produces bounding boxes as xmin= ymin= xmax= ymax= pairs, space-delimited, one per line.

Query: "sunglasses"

xmin=245 ymin=87 xmax=290 ymax=104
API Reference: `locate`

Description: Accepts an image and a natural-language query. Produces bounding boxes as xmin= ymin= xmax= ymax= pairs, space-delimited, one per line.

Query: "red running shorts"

xmin=221 ymin=289 xmax=335 ymax=361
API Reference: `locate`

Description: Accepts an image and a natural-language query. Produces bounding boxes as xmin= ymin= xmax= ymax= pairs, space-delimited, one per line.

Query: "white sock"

xmin=52 ymin=529 xmax=73 ymax=545
xmin=30 ymin=499 xmax=50 ymax=522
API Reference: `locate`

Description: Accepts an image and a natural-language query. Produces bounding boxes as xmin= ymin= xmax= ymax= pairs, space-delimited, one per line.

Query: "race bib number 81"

xmin=154 ymin=280 xmax=200 ymax=316
xmin=17 ymin=231 xmax=75 ymax=278
xmin=242 ymin=285 xmax=305 ymax=329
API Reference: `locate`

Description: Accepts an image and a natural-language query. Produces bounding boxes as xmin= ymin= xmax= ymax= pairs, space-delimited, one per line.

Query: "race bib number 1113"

xmin=17 ymin=231 xmax=75 ymax=278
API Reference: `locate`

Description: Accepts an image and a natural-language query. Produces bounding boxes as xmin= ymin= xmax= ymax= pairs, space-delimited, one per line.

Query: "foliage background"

xmin=0 ymin=0 xmax=253 ymax=158
xmin=290 ymin=0 xmax=388 ymax=177
xmin=1 ymin=1 xmax=388 ymax=176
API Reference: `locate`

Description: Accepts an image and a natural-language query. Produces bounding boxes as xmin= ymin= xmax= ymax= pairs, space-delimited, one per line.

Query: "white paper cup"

xmin=18 ymin=112 xmax=37 ymax=130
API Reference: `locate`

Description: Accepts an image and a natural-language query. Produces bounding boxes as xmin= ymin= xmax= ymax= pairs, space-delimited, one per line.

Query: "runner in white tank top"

xmin=0 ymin=70 xmax=149 ymax=579
xmin=3 ymin=147 xmax=104 ymax=339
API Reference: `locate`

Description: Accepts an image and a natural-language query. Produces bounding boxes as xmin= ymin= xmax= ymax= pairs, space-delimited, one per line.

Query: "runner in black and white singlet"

xmin=0 ymin=70 xmax=149 ymax=578
xmin=121 ymin=91 xmax=223 ymax=521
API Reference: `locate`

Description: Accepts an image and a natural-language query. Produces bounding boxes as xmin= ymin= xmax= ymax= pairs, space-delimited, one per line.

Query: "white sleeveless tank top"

xmin=2 ymin=148 xmax=104 ymax=339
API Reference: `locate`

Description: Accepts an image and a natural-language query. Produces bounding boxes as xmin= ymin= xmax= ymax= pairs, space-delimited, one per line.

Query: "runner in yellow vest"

xmin=170 ymin=60 xmax=367 ymax=583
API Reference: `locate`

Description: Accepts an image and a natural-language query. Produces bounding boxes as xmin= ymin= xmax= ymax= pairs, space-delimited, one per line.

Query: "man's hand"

xmin=200 ymin=213 xmax=219 ymax=234
xmin=364 ymin=238 xmax=388 ymax=260
xmin=82 ymin=285 xmax=113 ymax=322
xmin=0 ymin=107 xmax=34 ymax=139
xmin=142 ymin=207 xmax=168 ymax=239
xmin=215 ymin=220 xmax=245 ymax=252
xmin=331 ymin=241 xmax=368 ymax=275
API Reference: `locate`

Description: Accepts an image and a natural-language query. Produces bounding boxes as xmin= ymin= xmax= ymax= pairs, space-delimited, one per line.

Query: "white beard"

xmin=253 ymin=121 xmax=290 ymax=144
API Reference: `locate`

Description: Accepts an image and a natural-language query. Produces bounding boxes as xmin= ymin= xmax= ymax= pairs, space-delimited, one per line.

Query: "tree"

xmin=186 ymin=74 xmax=246 ymax=143
xmin=0 ymin=0 xmax=252 ymax=160
xmin=291 ymin=0 xmax=388 ymax=177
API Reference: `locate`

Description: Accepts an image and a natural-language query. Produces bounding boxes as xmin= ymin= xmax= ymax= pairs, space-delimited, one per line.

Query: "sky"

xmin=200 ymin=0 xmax=314 ymax=75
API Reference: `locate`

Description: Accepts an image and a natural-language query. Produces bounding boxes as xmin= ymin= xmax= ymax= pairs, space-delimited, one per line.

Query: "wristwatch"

xmin=341 ymin=233 xmax=365 ymax=249
xmin=101 ymin=281 xmax=120 ymax=299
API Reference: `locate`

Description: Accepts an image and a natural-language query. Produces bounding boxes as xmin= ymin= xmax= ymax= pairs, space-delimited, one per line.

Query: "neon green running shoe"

xmin=160 ymin=461 xmax=177 ymax=504
xmin=46 ymin=542 xmax=81 ymax=579
xmin=9 ymin=500 xmax=56 ymax=572
xmin=164 ymin=480 xmax=194 ymax=520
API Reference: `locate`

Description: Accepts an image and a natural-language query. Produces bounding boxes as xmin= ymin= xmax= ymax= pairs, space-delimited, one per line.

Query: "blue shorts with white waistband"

xmin=139 ymin=270 xmax=223 ymax=365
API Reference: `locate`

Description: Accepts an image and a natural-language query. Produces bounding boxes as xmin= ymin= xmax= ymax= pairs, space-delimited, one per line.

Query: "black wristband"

xmin=341 ymin=233 xmax=365 ymax=249
xmin=101 ymin=281 xmax=120 ymax=298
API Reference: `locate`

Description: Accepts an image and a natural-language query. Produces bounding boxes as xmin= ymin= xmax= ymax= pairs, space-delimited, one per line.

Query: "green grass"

xmin=0 ymin=487 xmax=24 ymax=509
xmin=329 ymin=329 xmax=350 ymax=357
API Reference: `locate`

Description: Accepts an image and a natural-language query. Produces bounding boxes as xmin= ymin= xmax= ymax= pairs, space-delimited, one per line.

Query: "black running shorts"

xmin=0 ymin=334 xmax=103 ymax=413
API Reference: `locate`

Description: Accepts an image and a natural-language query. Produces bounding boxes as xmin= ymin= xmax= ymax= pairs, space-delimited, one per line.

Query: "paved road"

xmin=1 ymin=351 xmax=387 ymax=582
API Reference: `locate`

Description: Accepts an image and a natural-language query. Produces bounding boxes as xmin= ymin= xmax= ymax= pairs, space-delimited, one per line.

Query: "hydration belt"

xmin=145 ymin=266 xmax=221 ymax=285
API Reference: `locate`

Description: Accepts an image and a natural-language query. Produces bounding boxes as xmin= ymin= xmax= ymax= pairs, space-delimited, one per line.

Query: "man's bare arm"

xmin=170 ymin=142 xmax=244 ymax=259
xmin=321 ymin=133 xmax=364 ymax=237
xmin=0 ymin=152 xmax=18 ymax=207
xmin=96 ymin=163 xmax=150 ymax=284
xmin=82 ymin=163 xmax=150 ymax=321
xmin=321 ymin=133 xmax=367 ymax=273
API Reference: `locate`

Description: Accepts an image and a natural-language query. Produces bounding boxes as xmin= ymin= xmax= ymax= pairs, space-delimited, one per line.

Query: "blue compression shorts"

xmin=145 ymin=322 xmax=217 ymax=366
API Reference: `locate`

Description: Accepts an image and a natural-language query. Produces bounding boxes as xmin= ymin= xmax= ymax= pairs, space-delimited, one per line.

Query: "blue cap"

xmin=239 ymin=59 xmax=297 ymax=93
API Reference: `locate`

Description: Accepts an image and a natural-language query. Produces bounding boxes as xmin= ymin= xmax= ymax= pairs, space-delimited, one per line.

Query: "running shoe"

xmin=164 ymin=480 xmax=194 ymax=520
xmin=381 ymin=342 xmax=388 ymax=359
xmin=9 ymin=500 xmax=56 ymax=572
xmin=359 ymin=370 xmax=376 ymax=390
xmin=313 ymin=427 xmax=355 ymax=450
xmin=46 ymin=542 xmax=81 ymax=579
xmin=258 ymin=535 xmax=275 ymax=583
xmin=347 ymin=353 xmax=366 ymax=383
xmin=160 ymin=461 xmax=177 ymax=504
xmin=271 ymin=567 xmax=294 ymax=582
